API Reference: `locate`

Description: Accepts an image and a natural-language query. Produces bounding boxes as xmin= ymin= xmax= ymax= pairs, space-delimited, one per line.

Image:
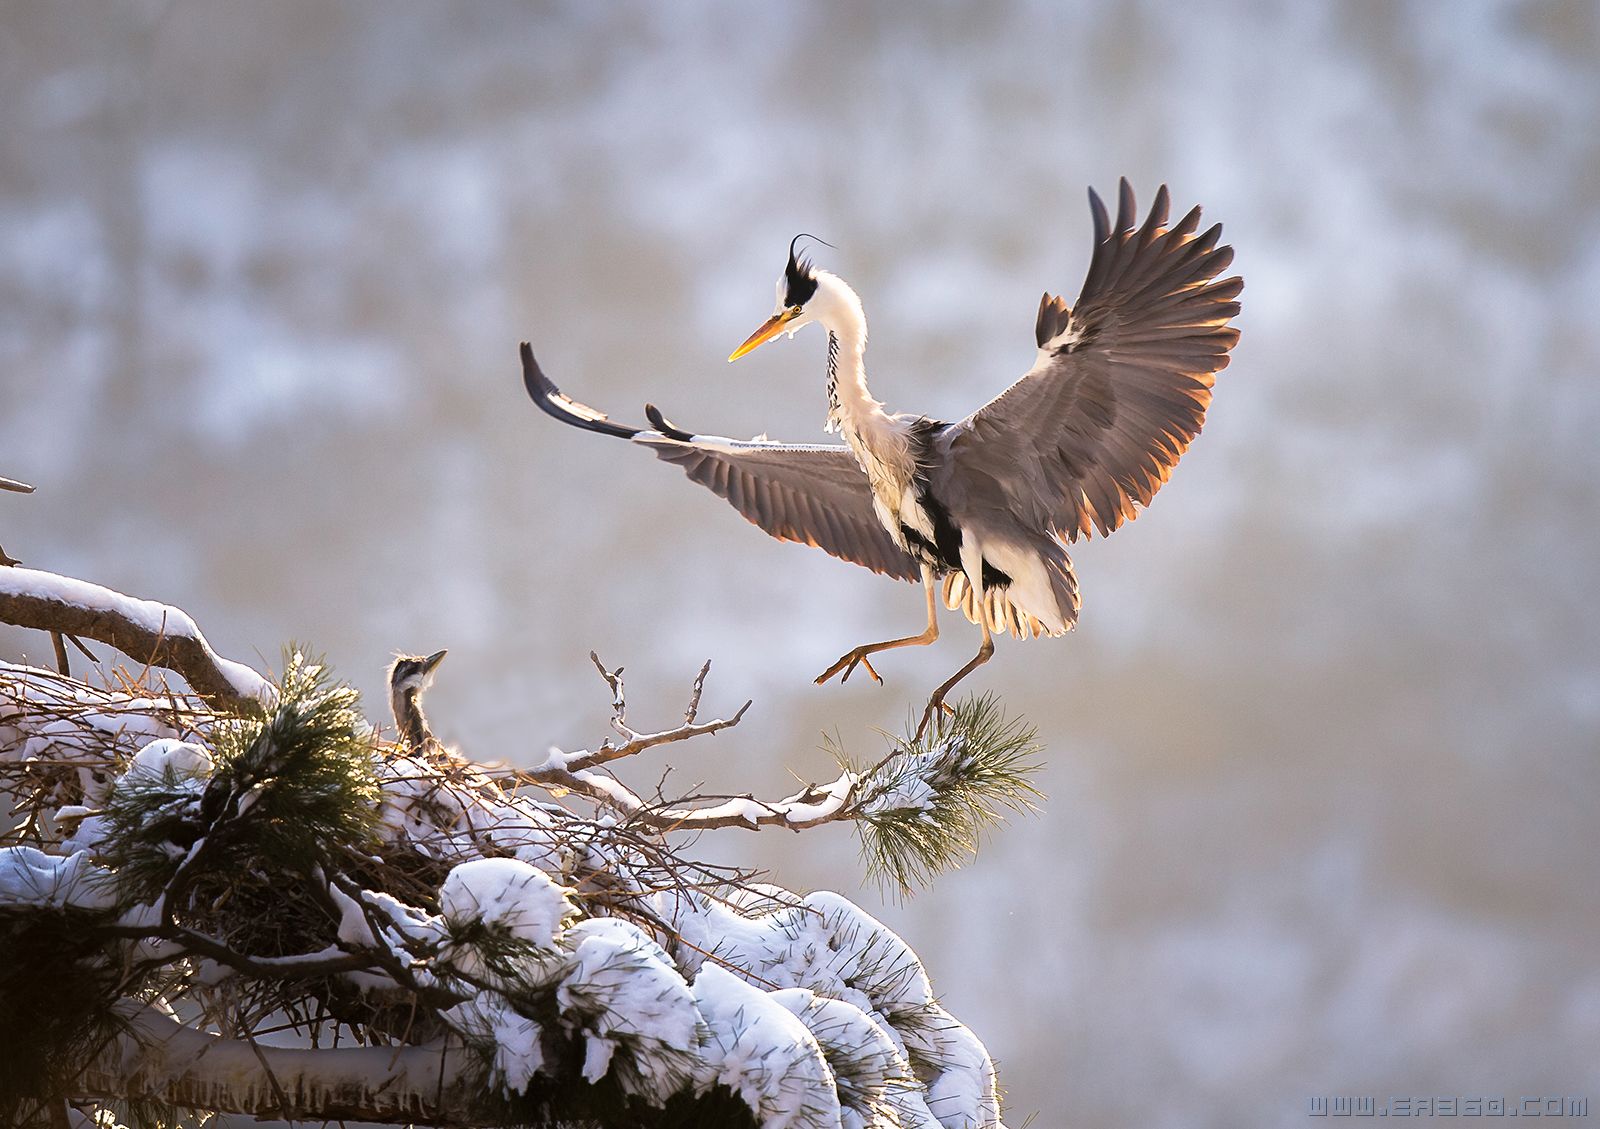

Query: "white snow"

xmin=439 ymin=857 xmax=575 ymax=949
xmin=770 ymin=988 xmax=913 ymax=1129
xmin=0 ymin=568 xmax=272 ymax=701
xmin=663 ymin=889 xmax=1002 ymax=1128
xmin=327 ymin=882 xmax=378 ymax=947
xmin=771 ymin=775 xmax=858 ymax=825
xmin=126 ymin=738 xmax=214 ymax=783
xmin=0 ymin=640 xmax=1002 ymax=1127
xmin=441 ymin=990 xmax=546 ymax=1096
xmin=677 ymin=795 xmax=767 ymax=828
xmin=557 ymin=917 xmax=701 ymax=1101
xmin=0 ymin=845 xmax=114 ymax=909
xmin=692 ymin=963 xmax=843 ymax=1129
xmin=914 ymin=1014 xmax=1001 ymax=1129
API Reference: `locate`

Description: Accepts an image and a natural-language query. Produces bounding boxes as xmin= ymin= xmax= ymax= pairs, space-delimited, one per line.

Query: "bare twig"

xmin=516 ymin=660 xmax=859 ymax=833
xmin=684 ymin=659 xmax=710 ymax=725
xmin=66 ymin=633 xmax=99 ymax=663
xmin=102 ymin=920 xmax=375 ymax=982
xmin=561 ymin=654 xmax=750 ymax=773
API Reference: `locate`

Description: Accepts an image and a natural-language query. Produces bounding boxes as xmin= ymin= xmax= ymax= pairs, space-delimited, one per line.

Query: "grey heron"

xmin=389 ymin=649 xmax=447 ymax=753
xmin=522 ymin=181 xmax=1240 ymax=735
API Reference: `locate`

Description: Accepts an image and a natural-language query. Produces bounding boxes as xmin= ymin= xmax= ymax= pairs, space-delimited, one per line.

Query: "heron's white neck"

xmin=808 ymin=272 xmax=889 ymax=436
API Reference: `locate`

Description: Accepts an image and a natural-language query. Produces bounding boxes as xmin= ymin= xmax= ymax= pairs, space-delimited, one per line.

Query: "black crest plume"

xmin=784 ymin=233 xmax=825 ymax=307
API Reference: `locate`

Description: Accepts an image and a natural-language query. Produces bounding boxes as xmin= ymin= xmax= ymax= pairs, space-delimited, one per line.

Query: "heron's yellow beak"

xmin=729 ymin=308 xmax=799 ymax=362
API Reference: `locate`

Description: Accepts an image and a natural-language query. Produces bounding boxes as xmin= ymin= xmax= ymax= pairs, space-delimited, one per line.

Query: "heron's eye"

xmin=790 ymin=305 xmax=804 ymax=315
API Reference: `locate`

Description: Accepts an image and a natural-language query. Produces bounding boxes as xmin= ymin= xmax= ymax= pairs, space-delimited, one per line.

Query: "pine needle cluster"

xmin=101 ymin=648 xmax=380 ymax=907
xmin=841 ymin=694 xmax=1044 ymax=894
xmin=205 ymin=648 xmax=380 ymax=871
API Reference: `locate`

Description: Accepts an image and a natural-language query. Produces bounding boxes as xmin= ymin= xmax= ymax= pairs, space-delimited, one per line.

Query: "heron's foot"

xmin=912 ymin=693 xmax=959 ymax=741
xmin=815 ymin=647 xmax=885 ymax=687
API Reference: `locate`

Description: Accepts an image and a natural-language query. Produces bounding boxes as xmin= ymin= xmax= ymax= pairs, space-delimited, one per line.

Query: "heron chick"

xmin=389 ymin=649 xmax=448 ymax=753
xmin=523 ymin=181 xmax=1241 ymax=736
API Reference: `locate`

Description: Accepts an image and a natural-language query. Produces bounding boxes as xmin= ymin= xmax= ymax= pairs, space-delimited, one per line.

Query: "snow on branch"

xmin=1 ymin=568 xmax=1030 ymax=1128
xmin=0 ymin=567 xmax=271 ymax=710
xmin=522 ymin=655 xmax=853 ymax=833
xmin=523 ymin=655 xmax=1042 ymax=884
xmin=77 ymin=1001 xmax=483 ymax=1125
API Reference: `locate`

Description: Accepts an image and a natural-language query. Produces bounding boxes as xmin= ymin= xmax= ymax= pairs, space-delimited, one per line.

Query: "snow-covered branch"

xmin=521 ymin=655 xmax=860 ymax=832
xmin=0 ymin=568 xmax=269 ymax=710
xmin=78 ymin=1002 xmax=484 ymax=1126
xmin=1 ymin=568 xmax=1029 ymax=1128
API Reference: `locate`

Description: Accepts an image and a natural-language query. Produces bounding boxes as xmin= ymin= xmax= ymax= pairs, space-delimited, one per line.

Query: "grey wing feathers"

xmin=520 ymin=343 xmax=920 ymax=582
xmin=955 ymin=180 xmax=1242 ymax=542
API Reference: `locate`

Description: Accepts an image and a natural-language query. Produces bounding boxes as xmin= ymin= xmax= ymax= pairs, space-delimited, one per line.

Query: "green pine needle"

xmin=102 ymin=647 xmax=380 ymax=907
xmin=206 ymin=647 xmax=381 ymax=871
xmin=838 ymin=694 xmax=1044 ymax=895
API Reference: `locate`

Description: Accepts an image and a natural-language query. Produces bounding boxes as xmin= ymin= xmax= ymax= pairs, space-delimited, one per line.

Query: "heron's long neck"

xmin=815 ymin=276 xmax=889 ymax=441
xmin=394 ymin=688 xmax=434 ymax=751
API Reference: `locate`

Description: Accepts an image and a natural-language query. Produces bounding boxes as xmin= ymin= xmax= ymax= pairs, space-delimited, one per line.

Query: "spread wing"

xmin=521 ymin=343 xmax=919 ymax=582
xmin=948 ymin=180 xmax=1242 ymax=541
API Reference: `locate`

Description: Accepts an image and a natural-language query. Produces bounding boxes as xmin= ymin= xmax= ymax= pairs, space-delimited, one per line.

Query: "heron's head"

xmin=728 ymin=234 xmax=833 ymax=361
xmin=388 ymin=650 xmax=447 ymax=698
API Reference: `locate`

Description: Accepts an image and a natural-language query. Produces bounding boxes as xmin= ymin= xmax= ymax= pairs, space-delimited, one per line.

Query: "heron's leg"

xmin=816 ymin=568 xmax=940 ymax=686
xmin=915 ymin=618 xmax=994 ymax=740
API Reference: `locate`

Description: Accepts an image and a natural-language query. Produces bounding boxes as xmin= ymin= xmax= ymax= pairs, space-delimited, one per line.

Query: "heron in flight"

xmin=522 ymin=181 xmax=1240 ymax=735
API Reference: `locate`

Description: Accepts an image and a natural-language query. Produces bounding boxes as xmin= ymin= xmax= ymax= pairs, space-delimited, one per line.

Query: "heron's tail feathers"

xmin=942 ymin=547 xmax=1079 ymax=640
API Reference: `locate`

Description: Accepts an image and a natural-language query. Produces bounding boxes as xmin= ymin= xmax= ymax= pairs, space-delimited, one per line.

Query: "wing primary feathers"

xmin=521 ymin=342 xmax=920 ymax=582
xmin=520 ymin=342 xmax=639 ymax=440
xmin=1088 ymin=186 xmax=1110 ymax=243
xmin=644 ymin=403 xmax=695 ymax=441
xmin=1115 ymin=177 xmax=1137 ymax=235
xmin=953 ymin=181 xmax=1242 ymax=545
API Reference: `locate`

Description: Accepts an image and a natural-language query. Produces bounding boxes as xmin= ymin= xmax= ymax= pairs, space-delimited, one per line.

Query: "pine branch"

xmin=520 ymin=666 xmax=1044 ymax=858
xmin=844 ymin=694 xmax=1045 ymax=893
xmin=1 ymin=575 xmax=1017 ymax=1127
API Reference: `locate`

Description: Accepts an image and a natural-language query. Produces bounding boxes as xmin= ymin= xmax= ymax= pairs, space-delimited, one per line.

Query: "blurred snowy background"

xmin=2 ymin=1 xmax=1597 ymax=1124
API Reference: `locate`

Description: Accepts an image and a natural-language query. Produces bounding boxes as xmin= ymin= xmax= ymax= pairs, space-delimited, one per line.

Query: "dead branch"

xmin=519 ymin=658 xmax=859 ymax=833
xmin=563 ymin=652 xmax=751 ymax=772
xmin=0 ymin=567 xmax=268 ymax=711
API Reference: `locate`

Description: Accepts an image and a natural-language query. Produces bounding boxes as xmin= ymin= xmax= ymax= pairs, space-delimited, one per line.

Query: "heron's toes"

xmin=913 ymin=694 xmax=955 ymax=741
xmin=816 ymin=648 xmax=885 ymax=687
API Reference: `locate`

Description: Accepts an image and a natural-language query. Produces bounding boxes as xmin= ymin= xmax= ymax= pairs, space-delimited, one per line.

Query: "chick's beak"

xmin=422 ymin=649 xmax=447 ymax=673
xmin=729 ymin=308 xmax=799 ymax=362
